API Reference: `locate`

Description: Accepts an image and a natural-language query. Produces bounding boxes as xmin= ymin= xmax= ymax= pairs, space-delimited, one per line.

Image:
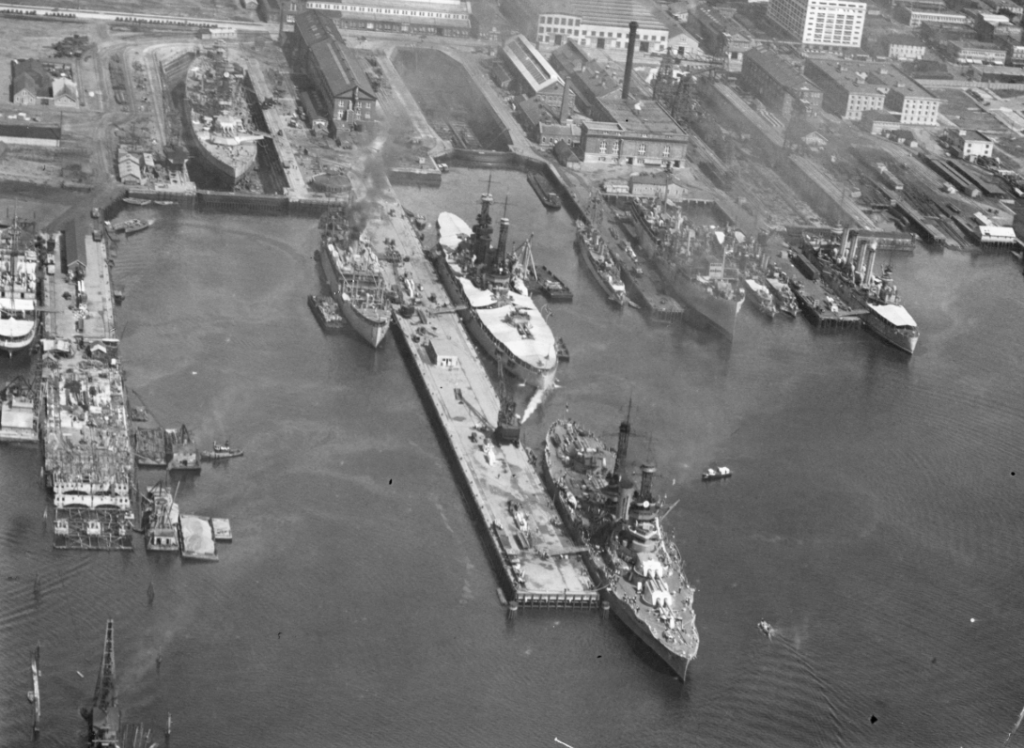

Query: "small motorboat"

xmin=758 ymin=620 xmax=774 ymax=640
xmin=702 ymin=466 xmax=731 ymax=481
xmin=200 ymin=441 xmax=244 ymax=461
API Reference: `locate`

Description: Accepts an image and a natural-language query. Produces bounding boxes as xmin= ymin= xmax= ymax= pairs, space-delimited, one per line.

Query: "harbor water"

xmin=1 ymin=169 xmax=1023 ymax=747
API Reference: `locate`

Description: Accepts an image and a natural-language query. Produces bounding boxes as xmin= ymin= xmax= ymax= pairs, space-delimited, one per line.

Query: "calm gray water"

xmin=1 ymin=168 xmax=1023 ymax=748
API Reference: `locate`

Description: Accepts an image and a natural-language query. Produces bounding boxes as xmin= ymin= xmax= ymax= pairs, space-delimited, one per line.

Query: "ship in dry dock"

xmin=0 ymin=214 xmax=41 ymax=354
xmin=318 ymin=207 xmax=390 ymax=348
xmin=433 ymin=192 xmax=558 ymax=390
xmin=184 ymin=50 xmax=264 ymax=184
xmin=542 ymin=413 xmax=699 ymax=680
xmin=629 ymin=200 xmax=746 ymax=337
xmin=801 ymin=230 xmax=919 ymax=354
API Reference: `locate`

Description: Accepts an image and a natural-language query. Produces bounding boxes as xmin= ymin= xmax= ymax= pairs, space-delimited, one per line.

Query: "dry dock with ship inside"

xmin=363 ymin=204 xmax=598 ymax=611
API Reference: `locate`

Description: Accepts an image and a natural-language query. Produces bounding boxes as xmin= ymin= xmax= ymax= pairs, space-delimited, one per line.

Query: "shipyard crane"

xmin=83 ymin=619 xmax=119 ymax=747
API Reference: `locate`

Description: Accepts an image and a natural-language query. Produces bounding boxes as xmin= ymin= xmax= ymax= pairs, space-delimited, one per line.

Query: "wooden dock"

xmin=363 ymin=204 xmax=598 ymax=609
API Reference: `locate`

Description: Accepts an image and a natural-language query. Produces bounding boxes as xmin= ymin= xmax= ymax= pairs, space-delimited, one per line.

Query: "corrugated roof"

xmin=745 ymin=49 xmax=820 ymax=95
xmin=0 ymin=122 xmax=61 ymax=140
xmin=63 ymin=221 xmax=86 ymax=269
xmin=297 ymin=12 xmax=375 ymax=101
xmin=503 ymin=34 xmax=562 ymax=93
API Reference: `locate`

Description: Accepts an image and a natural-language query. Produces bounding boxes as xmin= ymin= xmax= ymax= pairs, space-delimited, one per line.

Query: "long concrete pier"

xmin=361 ymin=205 xmax=598 ymax=609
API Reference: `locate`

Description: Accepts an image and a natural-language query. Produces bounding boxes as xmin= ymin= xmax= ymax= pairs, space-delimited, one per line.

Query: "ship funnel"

xmin=622 ymin=21 xmax=639 ymax=101
xmin=617 ymin=479 xmax=634 ymax=521
xmin=840 ymin=227 xmax=852 ymax=261
xmin=496 ymin=217 xmax=510 ymax=270
xmin=864 ymin=241 xmax=878 ymax=290
xmin=639 ymin=464 xmax=656 ymax=503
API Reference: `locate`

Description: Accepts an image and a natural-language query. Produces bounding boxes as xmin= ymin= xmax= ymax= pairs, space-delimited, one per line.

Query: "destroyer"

xmin=575 ymin=220 xmax=626 ymax=306
xmin=185 ymin=51 xmax=263 ymax=185
xmin=542 ymin=412 xmax=699 ymax=679
xmin=319 ymin=206 xmax=390 ymax=348
xmin=433 ymin=192 xmax=558 ymax=389
xmin=0 ymin=214 xmax=41 ymax=354
xmin=629 ymin=200 xmax=745 ymax=337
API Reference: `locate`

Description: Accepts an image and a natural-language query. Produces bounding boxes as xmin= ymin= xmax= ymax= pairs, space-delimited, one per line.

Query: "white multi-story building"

xmin=532 ymin=0 xmax=698 ymax=56
xmin=767 ymin=0 xmax=866 ymax=49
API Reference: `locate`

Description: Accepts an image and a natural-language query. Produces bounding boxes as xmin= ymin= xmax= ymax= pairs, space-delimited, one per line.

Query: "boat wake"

xmin=520 ymin=385 xmax=551 ymax=423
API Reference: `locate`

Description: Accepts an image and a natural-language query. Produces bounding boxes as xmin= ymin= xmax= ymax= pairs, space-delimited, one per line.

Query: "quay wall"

xmin=124 ymin=189 xmax=344 ymax=217
xmin=390 ymin=315 xmax=519 ymax=602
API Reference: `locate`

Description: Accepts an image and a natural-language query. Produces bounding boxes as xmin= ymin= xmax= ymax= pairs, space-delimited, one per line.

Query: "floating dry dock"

xmin=364 ymin=207 xmax=597 ymax=610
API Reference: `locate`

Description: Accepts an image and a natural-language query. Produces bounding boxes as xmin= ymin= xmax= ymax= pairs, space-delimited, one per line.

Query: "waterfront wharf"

xmin=40 ymin=217 xmax=134 ymax=550
xmin=361 ymin=205 xmax=598 ymax=609
xmin=774 ymin=251 xmax=864 ymax=330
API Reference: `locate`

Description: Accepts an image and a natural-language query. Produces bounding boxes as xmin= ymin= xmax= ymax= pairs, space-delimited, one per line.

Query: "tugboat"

xmin=758 ymin=620 xmax=774 ymax=639
xmin=200 ymin=440 xmax=244 ymax=461
xmin=543 ymin=409 xmax=699 ymax=680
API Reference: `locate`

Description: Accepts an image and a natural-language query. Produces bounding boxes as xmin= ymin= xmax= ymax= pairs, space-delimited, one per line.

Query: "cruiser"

xmin=0 ymin=215 xmax=40 ymax=354
xmin=802 ymin=232 xmax=919 ymax=354
xmin=629 ymin=200 xmax=745 ymax=337
xmin=542 ymin=412 xmax=699 ymax=680
xmin=434 ymin=193 xmax=558 ymax=389
xmin=319 ymin=207 xmax=390 ymax=348
xmin=184 ymin=51 xmax=263 ymax=184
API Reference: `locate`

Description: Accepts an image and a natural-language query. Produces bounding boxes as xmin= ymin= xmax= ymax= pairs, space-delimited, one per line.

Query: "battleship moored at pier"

xmin=542 ymin=413 xmax=699 ymax=679
xmin=184 ymin=51 xmax=263 ymax=184
xmin=433 ymin=194 xmax=558 ymax=390
xmin=318 ymin=207 xmax=391 ymax=348
xmin=629 ymin=200 xmax=745 ymax=337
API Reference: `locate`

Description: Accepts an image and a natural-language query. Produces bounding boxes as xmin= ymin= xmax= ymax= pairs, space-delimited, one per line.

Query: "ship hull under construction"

xmin=319 ymin=242 xmax=390 ymax=348
xmin=435 ymin=254 xmax=557 ymax=390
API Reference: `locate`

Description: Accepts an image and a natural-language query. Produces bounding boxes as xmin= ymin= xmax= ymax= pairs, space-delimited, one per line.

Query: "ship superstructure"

xmin=185 ymin=51 xmax=262 ymax=184
xmin=42 ymin=346 xmax=132 ymax=510
xmin=802 ymin=230 xmax=919 ymax=354
xmin=542 ymin=412 xmax=699 ymax=679
xmin=318 ymin=206 xmax=390 ymax=348
xmin=629 ymin=200 xmax=746 ymax=337
xmin=0 ymin=215 xmax=41 ymax=354
xmin=433 ymin=192 xmax=558 ymax=389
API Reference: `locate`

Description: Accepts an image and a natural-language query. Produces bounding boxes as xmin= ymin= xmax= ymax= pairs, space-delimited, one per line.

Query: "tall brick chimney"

xmin=622 ymin=21 xmax=639 ymax=100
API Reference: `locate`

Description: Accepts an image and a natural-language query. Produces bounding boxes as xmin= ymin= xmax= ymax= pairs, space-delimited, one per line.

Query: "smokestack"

xmin=496 ymin=217 xmax=510 ymax=270
xmin=622 ymin=21 xmax=639 ymax=101
xmin=617 ymin=481 xmax=633 ymax=522
xmin=864 ymin=241 xmax=878 ymax=289
xmin=840 ymin=227 xmax=851 ymax=262
xmin=558 ymin=77 xmax=572 ymax=124
xmin=639 ymin=464 xmax=656 ymax=503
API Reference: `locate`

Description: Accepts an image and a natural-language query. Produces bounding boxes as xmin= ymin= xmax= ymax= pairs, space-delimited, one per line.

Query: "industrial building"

xmin=500 ymin=34 xmax=575 ymax=113
xmin=894 ymin=7 xmax=968 ymax=27
xmin=740 ymin=49 xmax=822 ymax=118
xmin=515 ymin=0 xmax=698 ymax=57
xmin=882 ymin=33 xmax=927 ymax=60
xmin=577 ymin=100 xmax=688 ymax=168
xmin=280 ymin=0 xmax=473 ymax=37
xmin=0 ymin=121 xmax=61 ymax=147
xmin=10 ymin=59 xmax=78 ymax=107
xmin=290 ymin=11 xmax=377 ymax=126
xmin=688 ymin=6 xmax=754 ymax=73
xmin=803 ymin=59 xmax=940 ymax=125
xmin=954 ymin=130 xmax=994 ymax=161
xmin=766 ymin=0 xmax=866 ymax=49
xmin=944 ymin=39 xmax=1006 ymax=64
